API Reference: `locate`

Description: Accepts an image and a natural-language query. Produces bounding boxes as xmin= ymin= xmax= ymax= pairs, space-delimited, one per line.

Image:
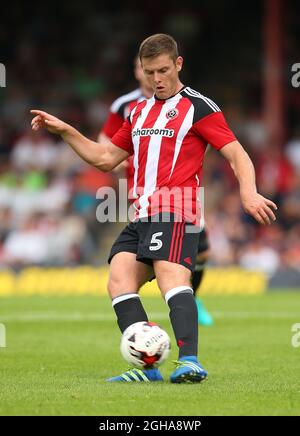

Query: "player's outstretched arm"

xmin=220 ymin=140 xmax=278 ymax=225
xmin=30 ymin=110 xmax=129 ymax=172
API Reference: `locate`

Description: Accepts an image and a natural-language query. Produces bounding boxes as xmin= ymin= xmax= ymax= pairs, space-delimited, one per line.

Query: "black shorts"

xmin=108 ymin=214 xmax=201 ymax=272
xmin=197 ymin=228 xmax=209 ymax=254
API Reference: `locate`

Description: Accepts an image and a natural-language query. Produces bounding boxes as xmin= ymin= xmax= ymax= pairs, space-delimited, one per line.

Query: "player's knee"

xmin=154 ymin=262 xmax=191 ymax=296
xmin=107 ymin=274 xmax=123 ymax=299
xmin=107 ymin=273 xmax=139 ymax=299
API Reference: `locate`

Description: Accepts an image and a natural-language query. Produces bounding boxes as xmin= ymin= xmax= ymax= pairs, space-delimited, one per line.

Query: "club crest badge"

xmin=166 ymin=108 xmax=179 ymax=120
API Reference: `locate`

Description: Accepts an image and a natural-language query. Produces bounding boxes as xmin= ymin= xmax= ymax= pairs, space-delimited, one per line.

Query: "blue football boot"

xmin=170 ymin=356 xmax=208 ymax=383
xmin=107 ymin=367 xmax=163 ymax=382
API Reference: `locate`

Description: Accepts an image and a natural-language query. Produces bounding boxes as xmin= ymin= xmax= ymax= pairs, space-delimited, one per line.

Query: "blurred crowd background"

xmin=0 ymin=0 xmax=299 ymax=283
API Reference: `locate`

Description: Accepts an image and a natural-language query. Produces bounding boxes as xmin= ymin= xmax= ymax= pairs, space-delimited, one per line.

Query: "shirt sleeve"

xmin=193 ymin=112 xmax=237 ymax=150
xmin=101 ymin=111 xmax=124 ymax=138
xmin=111 ymin=118 xmax=133 ymax=155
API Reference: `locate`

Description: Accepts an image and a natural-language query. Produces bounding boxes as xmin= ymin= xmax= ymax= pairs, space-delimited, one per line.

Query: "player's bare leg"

xmin=154 ymin=260 xmax=208 ymax=383
xmin=108 ymin=252 xmax=153 ymax=299
xmin=107 ymin=252 xmax=163 ymax=382
xmin=108 ymin=252 xmax=153 ymax=332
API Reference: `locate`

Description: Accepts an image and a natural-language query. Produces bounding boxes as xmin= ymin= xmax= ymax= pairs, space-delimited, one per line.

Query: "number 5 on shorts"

xmin=149 ymin=232 xmax=163 ymax=251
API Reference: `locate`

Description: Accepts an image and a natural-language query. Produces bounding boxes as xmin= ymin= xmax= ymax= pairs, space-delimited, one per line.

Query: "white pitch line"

xmin=0 ymin=311 xmax=299 ymax=322
xmin=0 ymin=312 xmax=168 ymax=322
xmin=213 ymin=311 xmax=300 ymax=319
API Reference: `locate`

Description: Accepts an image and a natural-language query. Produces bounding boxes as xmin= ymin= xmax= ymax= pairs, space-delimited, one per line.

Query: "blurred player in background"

xmin=98 ymin=55 xmax=152 ymax=196
xmin=99 ymin=55 xmax=214 ymax=326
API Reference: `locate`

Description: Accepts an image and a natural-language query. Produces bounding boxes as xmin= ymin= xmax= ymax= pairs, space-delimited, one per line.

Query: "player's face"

xmin=141 ymin=54 xmax=183 ymax=100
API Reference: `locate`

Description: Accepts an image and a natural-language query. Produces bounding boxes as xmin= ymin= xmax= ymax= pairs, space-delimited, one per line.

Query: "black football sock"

xmin=112 ymin=294 xmax=148 ymax=333
xmin=166 ymin=288 xmax=198 ymax=358
xmin=191 ymin=261 xmax=206 ymax=296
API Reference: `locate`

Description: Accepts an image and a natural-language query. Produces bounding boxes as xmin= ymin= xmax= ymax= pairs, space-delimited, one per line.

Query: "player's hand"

xmin=30 ymin=110 xmax=69 ymax=135
xmin=241 ymin=192 xmax=277 ymax=225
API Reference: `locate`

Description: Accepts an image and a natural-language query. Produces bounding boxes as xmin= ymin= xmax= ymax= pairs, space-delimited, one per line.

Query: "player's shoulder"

xmin=110 ymin=88 xmax=143 ymax=114
xmin=181 ymin=86 xmax=221 ymax=122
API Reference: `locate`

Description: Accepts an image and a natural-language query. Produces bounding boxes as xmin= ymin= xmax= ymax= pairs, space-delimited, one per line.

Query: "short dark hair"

xmin=139 ymin=34 xmax=179 ymax=62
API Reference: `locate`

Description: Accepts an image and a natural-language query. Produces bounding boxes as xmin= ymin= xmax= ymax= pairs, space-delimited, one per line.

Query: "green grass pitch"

xmin=0 ymin=292 xmax=299 ymax=416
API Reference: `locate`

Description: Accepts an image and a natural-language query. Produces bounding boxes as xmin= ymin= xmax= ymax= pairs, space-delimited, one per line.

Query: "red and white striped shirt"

xmin=111 ymin=86 xmax=236 ymax=223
